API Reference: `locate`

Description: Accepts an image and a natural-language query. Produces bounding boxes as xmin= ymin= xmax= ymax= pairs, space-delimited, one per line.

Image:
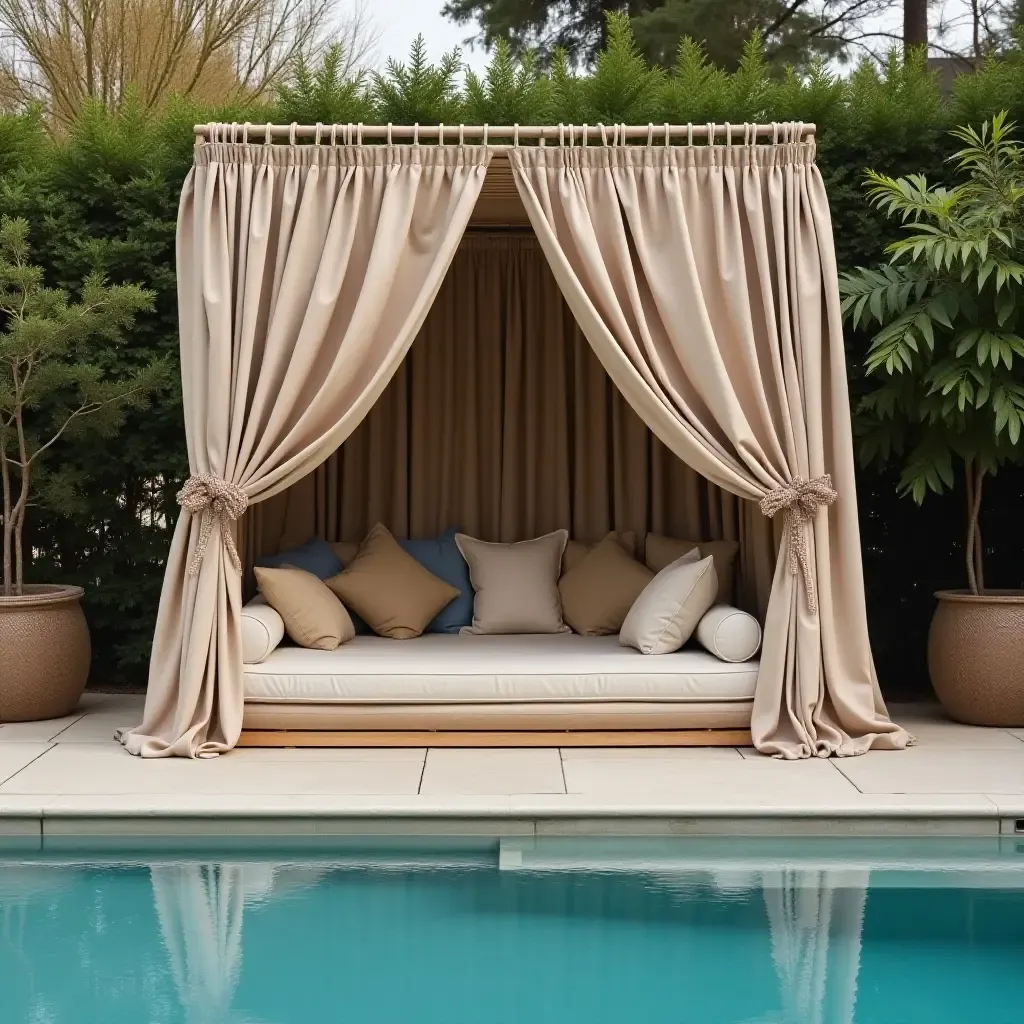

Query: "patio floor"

xmin=1 ymin=694 xmax=1023 ymax=839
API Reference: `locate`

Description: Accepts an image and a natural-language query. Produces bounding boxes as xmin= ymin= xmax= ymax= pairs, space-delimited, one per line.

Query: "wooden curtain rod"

xmin=193 ymin=122 xmax=816 ymax=145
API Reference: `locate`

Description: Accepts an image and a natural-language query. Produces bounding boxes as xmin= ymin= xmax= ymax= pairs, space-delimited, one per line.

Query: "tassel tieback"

xmin=177 ymin=474 xmax=249 ymax=576
xmin=759 ymin=474 xmax=838 ymax=615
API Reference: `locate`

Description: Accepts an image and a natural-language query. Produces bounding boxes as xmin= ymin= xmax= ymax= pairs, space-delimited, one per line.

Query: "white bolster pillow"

xmin=695 ymin=604 xmax=762 ymax=663
xmin=241 ymin=596 xmax=285 ymax=664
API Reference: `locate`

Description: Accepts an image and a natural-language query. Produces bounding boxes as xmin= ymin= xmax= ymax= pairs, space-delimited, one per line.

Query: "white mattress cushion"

xmin=243 ymin=633 xmax=758 ymax=704
xmin=695 ymin=605 xmax=763 ymax=663
xmin=241 ymin=597 xmax=286 ymax=664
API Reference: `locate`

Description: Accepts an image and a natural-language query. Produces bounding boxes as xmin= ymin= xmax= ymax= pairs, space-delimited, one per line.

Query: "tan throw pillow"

xmin=325 ymin=523 xmax=460 ymax=640
xmin=253 ymin=566 xmax=354 ymax=651
xmin=329 ymin=540 xmax=360 ymax=566
xmin=561 ymin=531 xmax=637 ymax=575
xmin=455 ymin=530 xmax=569 ymax=634
xmin=619 ymin=551 xmax=718 ymax=655
xmin=558 ymin=533 xmax=654 ymax=636
xmin=645 ymin=533 xmax=739 ymax=605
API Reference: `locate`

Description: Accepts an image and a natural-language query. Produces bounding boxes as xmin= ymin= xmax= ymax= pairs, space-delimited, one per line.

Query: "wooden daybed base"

xmin=238 ymin=728 xmax=752 ymax=748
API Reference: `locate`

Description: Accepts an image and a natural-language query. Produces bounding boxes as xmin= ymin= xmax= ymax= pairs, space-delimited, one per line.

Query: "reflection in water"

xmin=2 ymin=843 xmax=1023 ymax=1024
xmin=148 ymin=860 xmax=868 ymax=1024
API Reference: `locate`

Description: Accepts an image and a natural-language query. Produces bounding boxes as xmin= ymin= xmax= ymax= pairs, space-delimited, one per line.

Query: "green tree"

xmin=0 ymin=216 xmax=165 ymax=595
xmin=840 ymin=113 xmax=1024 ymax=594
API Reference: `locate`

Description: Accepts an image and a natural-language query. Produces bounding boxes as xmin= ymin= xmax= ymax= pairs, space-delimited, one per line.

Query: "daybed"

xmin=236 ymin=614 xmax=758 ymax=745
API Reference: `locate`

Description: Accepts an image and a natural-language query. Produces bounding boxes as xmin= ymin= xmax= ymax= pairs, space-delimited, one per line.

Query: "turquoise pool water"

xmin=1 ymin=836 xmax=1023 ymax=1023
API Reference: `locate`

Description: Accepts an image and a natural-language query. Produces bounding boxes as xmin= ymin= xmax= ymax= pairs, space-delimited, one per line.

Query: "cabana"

xmin=118 ymin=120 xmax=912 ymax=759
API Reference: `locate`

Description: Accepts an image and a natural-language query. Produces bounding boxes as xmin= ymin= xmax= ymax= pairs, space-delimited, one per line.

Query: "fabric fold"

xmin=508 ymin=141 xmax=910 ymax=757
xmin=120 ymin=144 xmax=490 ymax=757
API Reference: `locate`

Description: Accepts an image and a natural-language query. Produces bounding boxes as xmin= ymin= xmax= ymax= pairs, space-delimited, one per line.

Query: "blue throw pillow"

xmin=398 ymin=528 xmax=473 ymax=634
xmin=255 ymin=537 xmax=343 ymax=581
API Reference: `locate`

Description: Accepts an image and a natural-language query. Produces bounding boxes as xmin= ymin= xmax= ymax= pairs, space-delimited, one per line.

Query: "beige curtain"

xmin=121 ymin=142 xmax=490 ymax=757
xmin=509 ymin=136 xmax=911 ymax=757
xmin=254 ymin=233 xmax=777 ymax=615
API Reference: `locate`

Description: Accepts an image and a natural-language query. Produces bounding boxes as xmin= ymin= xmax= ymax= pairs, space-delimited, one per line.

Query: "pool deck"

xmin=1 ymin=694 xmax=1023 ymax=840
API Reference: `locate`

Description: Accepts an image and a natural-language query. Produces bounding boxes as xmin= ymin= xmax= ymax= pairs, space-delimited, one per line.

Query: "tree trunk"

xmin=965 ymin=462 xmax=985 ymax=596
xmin=1 ymin=444 xmax=12 ymax=596
xmin=904 ymin=0 xmax=928 ymax=48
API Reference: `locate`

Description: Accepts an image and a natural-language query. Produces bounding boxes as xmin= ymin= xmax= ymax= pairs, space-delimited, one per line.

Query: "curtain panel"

xmin=508 ymin=138 xmax=911 ymax=757
xmin=253 ymin=233 xmax=777 ymax=617
xmin=120 ymin=143 xmax=490 ymax=757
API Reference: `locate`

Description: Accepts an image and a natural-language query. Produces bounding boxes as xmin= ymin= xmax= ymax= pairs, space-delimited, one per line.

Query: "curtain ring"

xmin=663 ymin=122 xmax=670 ymax=146
xmin=772 ymin=121 xmax=779 ymax=145
xmin=330 ymin=124 xmax=338 ymax=146
xmin=483 ymin=124 xmax=489 ymax=146
xmin=706 ymin=122 xmax=715 ymax=146
xmin=620 ymin=122 xmax=627 ymax=147
xmin=357 ymin=122 xmax=363 ymax=144
xmin=242 ymin=122 xmax=250 ymax=144
xmin=438 ymin=123 xmax=444 ymax=146
xmin=582 ymin=123 xmax=588 ymax=146
xmin=413 ymin=122 xmax=419 ymax=145
xmin=288 ymin=122 xmax=297 ymax=145
xmin=314 ymin=122 xmax=322 ymax=145
xmin=646 ymin=123 xmax=653 ymax=147
xmin=513 ymin=123 xmax=519 ymax=146
xmin=558 ymin=123 xmax=564 ymax=146
xmin=458 ymin=123 xmax=464 ymax=146
xmin=687 ymin=123 xmax=693 ymax=146
xmin=264 ymin=122 xmax=273 ymax=146
xmin=386 ymin=122 xmax=392 ymax=145
xmin=599 ymin=123 xmax=607 ymax=146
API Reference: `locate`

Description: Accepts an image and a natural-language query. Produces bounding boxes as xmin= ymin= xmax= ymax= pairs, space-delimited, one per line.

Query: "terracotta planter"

xmin=927 ymin=589 xmax=1024 ymax=727
xmin=0 ymin=585 xmax=90 ymax=722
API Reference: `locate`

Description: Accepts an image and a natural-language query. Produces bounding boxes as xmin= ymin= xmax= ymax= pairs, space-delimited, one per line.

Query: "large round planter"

xmin=0 ymin=585 xmax=90 ymax=722
xmin=927 ymin=589 xmax=1024 ymax=727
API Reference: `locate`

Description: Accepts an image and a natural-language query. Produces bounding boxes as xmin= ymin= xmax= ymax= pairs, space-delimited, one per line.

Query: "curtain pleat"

xmin=257 ymin=233 xmax=773 ymax=613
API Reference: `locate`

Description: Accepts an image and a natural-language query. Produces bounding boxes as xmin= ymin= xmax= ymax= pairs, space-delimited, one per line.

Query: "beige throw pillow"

xmin=561 ymin=531 xmax=637 ymax=575
xmin=455 ymin=530 xmax=569 ymax=634
xmin=645 ymin=533 xmax=739 ymax=605
xmin=325 ymin=523 xmax=460 ymax=639
xmin=559 ymin=533 xmax=654 ymax=636
xmin=253 ymin=566 xmax=354 ymax=651
xmin=329 ymin=540 xmax=360 ymax=566
xmin=619 ymin=551 xmax=718 ymax=655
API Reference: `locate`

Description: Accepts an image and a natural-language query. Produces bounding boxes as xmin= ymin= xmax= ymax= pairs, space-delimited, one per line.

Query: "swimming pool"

xmin=2 ymin=836 xmax=1023 ymax=1023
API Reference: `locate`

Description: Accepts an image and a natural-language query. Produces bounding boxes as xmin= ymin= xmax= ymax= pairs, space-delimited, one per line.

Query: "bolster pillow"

xmin=695 ymin=604 xmax=762 ymax=663
xmin=241 ymin=596 xmax=286 ymax=664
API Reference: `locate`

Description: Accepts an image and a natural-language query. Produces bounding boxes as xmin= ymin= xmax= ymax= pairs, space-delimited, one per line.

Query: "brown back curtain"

xmin=253 ymin=233 xmax=776 ymax=616
xmin=508 ymin=132 xmax=911 ymax=757
xmin=120 ymin=141 xmax=490 ymax=757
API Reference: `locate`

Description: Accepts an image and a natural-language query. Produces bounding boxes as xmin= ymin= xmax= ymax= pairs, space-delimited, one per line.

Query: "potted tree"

xmin=840 ymin=112 xmax=1024 ymax=726
xmin=0 ymin=216 xmax=163 ymax=721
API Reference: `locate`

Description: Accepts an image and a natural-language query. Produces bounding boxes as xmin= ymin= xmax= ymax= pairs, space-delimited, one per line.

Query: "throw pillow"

xmin=644 ymin=533 xmax=739 ymax=605
xmin=455 ymin=530 xmax=570 ymax=634
xmin=329 ymin=540 xmax=360 ymax=566
xmin=398 ymin=528 xmax=474 ymax=633
xmin=619 ymin=551 xmax=718 ymax=655
xmin=240 ymin=596 xmax=286 ymax=664
xmin=695 ymin=604 xmax=763 ymax=663
xmin=253 ymin=566 xmax=354 ymax=651
xmin=561 ymin=531 xmax=637 ymax=575
xmin=325 ymin=523 xmax=460 ymax=639
xmin=255 ymin=537 xmax=343 ymax=580
xmin=558 ymin=532 xmax=654 ymax=636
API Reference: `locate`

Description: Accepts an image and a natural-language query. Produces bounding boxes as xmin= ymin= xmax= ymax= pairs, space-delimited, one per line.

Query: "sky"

xmin=370 ymin=0 xmax=490 ymax=76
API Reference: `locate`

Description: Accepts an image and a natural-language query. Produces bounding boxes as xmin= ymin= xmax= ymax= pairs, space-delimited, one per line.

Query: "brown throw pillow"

xmin=455 ymin=530 xmax=570 ymax=634
xmin=561 ymin=531 xmax=637 ymax=575
xmin=558 ymin=533 xmax=654 ymax=636
xmin=645 ymin=533 xmax=739 ymax=605
xmin=325 ymin=523 xmax=460 ymax=639
xmin=253 ymin=566 xmax=354 ymax=651
xmin=329 ymin=540 xmax=360 ymax=566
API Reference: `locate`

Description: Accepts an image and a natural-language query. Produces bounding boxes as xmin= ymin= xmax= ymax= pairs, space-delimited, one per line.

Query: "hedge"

xmin=2 ymin=22 xmax=1023 ymax=694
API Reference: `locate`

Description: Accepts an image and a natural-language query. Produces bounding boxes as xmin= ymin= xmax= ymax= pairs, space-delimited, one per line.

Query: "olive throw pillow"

xmin=325 ymin=523 xmax=460 ymax=639
xmin=253 ymin=566 xmax=355 ymax=651
xmin=558 ymin=533 xmax=654 ymax=636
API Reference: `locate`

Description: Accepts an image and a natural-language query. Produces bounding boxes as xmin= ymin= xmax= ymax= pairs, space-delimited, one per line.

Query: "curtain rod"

xmin=193 ymin=122 xmax=816 ymax=145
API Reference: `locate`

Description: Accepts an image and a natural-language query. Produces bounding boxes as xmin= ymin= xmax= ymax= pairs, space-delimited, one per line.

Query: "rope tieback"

xmin=177 ymin=474 xmax=249 ymax=575
xmin=759 ymin=475 xmax=838 ymax=614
